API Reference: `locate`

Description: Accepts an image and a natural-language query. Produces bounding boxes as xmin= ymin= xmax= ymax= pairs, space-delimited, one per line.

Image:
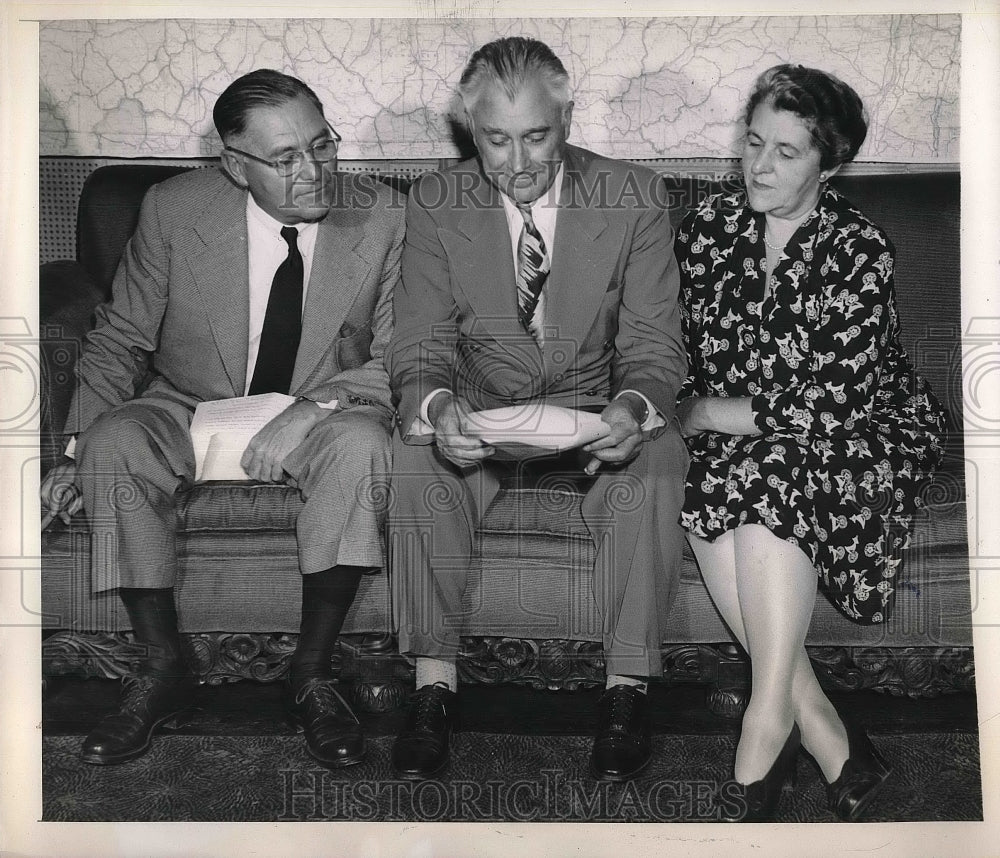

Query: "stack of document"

xmin=190 ymin=393 xmax=299 ymax=481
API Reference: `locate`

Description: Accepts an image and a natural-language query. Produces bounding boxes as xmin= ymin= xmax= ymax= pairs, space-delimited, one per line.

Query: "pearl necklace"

xmin=764 ymin=207 xmax=815 ymax=252
xmin=762 ymin=230 xmax=785 ymax=252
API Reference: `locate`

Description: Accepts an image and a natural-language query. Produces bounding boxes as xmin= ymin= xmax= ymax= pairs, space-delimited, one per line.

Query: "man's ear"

xmin=562 ymin=101 xmax=574 ymax=138
xmin=220 ymin=150 xmax=249 ymax=188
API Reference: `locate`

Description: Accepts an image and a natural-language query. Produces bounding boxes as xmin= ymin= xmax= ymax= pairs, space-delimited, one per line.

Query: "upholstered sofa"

xmin=40 ymin=162 xmax=972 ymax=714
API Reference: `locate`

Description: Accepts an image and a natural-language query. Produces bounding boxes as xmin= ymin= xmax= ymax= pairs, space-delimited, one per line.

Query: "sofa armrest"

xmin=39 ymin=260 xmax=105 ymax=474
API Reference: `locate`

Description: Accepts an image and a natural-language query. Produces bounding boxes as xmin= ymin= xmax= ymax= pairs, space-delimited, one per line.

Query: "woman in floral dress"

xmin=674 ymin=64 xmax=943 ymax=821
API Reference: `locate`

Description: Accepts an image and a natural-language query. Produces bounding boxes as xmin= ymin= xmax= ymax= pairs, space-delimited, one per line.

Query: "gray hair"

xmin=458 ymin=36 xmax=571 ymax=115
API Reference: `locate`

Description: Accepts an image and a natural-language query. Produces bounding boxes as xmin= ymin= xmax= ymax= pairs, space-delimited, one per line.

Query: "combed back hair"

xmin=458 ymin=37 xmax=571 ymax=115
xmin=744 ymin=64 xmax=868 ymax=170
xmin=213 ymin=69 xmax=324 ymax=143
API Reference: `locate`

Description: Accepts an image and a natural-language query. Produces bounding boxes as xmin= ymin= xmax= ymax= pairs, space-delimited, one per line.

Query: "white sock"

xmin=415 ymin=657 xmax=458 ymax=692
xmin=606 ymin=674 xmax=648 ymax=694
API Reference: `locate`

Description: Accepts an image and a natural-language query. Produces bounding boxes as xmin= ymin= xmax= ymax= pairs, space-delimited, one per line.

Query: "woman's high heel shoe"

xmin=823 ymin=722 xmax=891 ymax=822
xmin=721 ymin=723 xmax=801 ymax=822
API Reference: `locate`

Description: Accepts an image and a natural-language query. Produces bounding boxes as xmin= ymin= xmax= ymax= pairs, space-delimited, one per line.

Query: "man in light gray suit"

xmin=39 ymin=69 xmax=404 ymax=768
xmin=386 ymin=37 xmax=688 ymax=782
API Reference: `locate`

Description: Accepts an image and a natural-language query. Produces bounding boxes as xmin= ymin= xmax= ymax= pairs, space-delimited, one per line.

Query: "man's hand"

xmin=582 ymin=397 xmax=645 ymax=475
xmin=241 ymin=399 xmax=327 ymax=482
xmin=40 ymin=460 xmax=83 ymax=529
xmin=429 ymin=391 xmax=494 ymax=468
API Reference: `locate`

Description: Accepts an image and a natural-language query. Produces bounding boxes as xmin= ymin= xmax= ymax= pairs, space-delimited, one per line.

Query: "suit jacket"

xmin=387 ymin=144 xmax=686 ymax=441
xmin=67 ymin=167 xmax=405 ymax=436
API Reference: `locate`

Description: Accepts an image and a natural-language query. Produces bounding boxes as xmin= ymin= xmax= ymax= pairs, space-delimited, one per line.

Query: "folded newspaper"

xmin=190 ymin=393 xmax=298 ymax=481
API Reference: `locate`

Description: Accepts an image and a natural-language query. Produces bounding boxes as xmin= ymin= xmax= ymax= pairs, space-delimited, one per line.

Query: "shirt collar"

xmin=246 ymin=191 xmax=319 ymax=241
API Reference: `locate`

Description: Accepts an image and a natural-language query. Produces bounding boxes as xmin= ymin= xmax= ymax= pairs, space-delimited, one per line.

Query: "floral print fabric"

xmin=675 ymin=185 xmax=944 ymax=624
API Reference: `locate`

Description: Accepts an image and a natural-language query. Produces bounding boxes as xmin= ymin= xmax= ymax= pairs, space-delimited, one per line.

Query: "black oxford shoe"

xmin=80 ymin=673 xmax=196 ymax=765
xmin=286 ymin=677 xmax=366 ymax=769
xmin=390 ymin=683 xmax=458 ymax=780
xmin=590 ymin=684 xmax=652 ymax=781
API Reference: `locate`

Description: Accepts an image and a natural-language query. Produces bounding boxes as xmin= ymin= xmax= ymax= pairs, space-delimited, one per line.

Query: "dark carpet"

xmin=42 ymin=680 xmax=982 ymax=823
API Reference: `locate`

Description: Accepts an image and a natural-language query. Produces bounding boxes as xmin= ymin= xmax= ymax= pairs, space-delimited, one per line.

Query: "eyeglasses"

xmin=225 ymin=122 xmax=342 ymax=176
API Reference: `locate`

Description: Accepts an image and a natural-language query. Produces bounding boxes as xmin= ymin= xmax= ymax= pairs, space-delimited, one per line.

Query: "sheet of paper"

xmin=190 ymin=393 xmax=298 ymax=481
xmin=463 ymin=404 xmax=611 ymax=451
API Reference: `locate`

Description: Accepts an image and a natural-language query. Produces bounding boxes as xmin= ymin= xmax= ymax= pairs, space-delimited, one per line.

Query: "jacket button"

xmin=553 ymin=373 xmax=564 ymax=383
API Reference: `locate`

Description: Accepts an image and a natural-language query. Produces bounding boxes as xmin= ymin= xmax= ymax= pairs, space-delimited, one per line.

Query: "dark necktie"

xmin=515 ymin=203 xmax=550 ymax=340
xmin=248 ymin=225 xmax=303 ymax=395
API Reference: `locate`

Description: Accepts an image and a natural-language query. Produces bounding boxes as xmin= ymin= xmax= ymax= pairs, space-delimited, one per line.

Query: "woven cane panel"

xmin=39 ymin=157 xmax=218 ymax=264
xmin=40 ymin=159 xmax=94 ymax=264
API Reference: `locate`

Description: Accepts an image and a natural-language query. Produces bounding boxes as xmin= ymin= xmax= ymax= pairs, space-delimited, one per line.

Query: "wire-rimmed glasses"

xmin=225 ymin=122 xmax=342 ymax=176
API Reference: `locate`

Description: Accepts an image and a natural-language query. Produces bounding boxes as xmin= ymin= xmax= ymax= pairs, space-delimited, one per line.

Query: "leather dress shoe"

xmin=590 ymin=684 xmax=652 ymax=781
xmin=823 ymin=723 xmax=891 ymax=821
xmin=80 ymin=673 xmax=196 ymax=765
xmin=721 ymin=723 xmax=800 ymax=822
xmin=391 ymin=683 xmax=458 ymax=780
xmin=286 ymin=677 xmax=366 ymax=768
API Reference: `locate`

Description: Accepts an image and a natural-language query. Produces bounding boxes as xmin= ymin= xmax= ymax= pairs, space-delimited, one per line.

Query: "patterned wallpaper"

xmin=39 ymin=15 xmax=960 ymax=162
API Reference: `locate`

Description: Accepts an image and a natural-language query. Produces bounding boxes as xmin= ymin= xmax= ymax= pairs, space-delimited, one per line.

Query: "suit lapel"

xmin=188 ymin=184 xmax=250 ymax=397
xmin=292 ymin=196 xmax=373 ymax=392
xmin=546 ymin=149 xmax=619 ymax=369
xmin=443 ymin=169 xmax=528 ymax=344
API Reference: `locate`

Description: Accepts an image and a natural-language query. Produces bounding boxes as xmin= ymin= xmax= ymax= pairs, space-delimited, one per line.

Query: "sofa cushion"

xmin=41 ymin=521 xmax=390 ymax=634
xmin=177 ymin=482 xmax=304 ymax=531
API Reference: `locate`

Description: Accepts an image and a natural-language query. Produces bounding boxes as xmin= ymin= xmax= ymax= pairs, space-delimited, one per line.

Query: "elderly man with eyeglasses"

xmin=39 ymin=69 xmax=404 ymax=768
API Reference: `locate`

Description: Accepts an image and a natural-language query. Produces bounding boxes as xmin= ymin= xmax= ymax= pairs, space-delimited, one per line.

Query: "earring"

xmin=819 ymin=172 xmax=828 ymax=182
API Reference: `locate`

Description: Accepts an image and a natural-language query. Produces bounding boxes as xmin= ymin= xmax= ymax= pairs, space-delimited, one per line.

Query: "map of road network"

xmin=39 ymin=16 xmax=959 ymax=163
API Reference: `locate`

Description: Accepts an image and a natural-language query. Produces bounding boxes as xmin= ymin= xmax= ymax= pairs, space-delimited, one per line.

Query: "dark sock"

xmin=289 ymin=565 xmax=366 ymax=683
xmin=119 ymin=586 xmax=185 ymax=676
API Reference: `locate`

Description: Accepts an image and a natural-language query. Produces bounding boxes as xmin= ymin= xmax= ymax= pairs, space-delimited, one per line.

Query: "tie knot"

xmin=515 ymin=202 xmax=537 ymax=228
xmin=280 ymin=225 xmax=299 ymax=248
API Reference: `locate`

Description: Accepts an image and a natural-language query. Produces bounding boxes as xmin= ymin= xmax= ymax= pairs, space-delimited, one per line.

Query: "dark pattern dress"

xmin=675 ymin=185 xmax=944 ymax=624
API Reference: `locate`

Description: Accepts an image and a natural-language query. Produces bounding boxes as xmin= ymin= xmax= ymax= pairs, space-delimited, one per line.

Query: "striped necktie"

xmin=515 ymin=203 xmax=550 ymax=340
